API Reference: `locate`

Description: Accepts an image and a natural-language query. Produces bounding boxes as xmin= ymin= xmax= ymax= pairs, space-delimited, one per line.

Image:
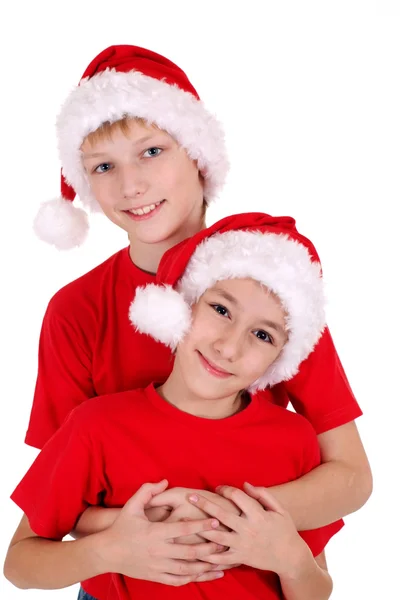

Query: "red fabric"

xmin=15 ymin=384 xmax=343 ymax=600
xmin=157 ymin=213 xmax=321 ymax=288
xmin=60 ymin=173 xmax=75 ymax=202
xmin=81 ymin=45 xmax=200 ymax=99
xmin=24 ymin=246 xmax=361 ymax=597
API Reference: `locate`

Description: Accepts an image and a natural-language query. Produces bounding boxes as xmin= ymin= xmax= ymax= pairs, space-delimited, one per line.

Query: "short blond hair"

xmin=84 ymin=116 xmax=159 ymax=146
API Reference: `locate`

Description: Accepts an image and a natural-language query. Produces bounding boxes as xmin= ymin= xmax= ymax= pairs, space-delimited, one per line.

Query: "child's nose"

xmin=119 ymin=164 xmax=148 ymax=199
xmin=212 ymin=327 xmax=244 ymax=361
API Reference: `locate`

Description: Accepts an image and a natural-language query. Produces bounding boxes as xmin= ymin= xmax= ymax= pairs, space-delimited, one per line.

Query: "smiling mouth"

xmin=125 ymin=200 xmax=165 ymax=217
xmin=197 ymin=351 xmax=232 ymax=378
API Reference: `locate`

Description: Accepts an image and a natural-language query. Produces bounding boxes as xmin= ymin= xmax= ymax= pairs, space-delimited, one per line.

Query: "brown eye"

xmin=254 ymin=330 xmax=273 ymax=344
xmin=210 ymin=304 xmax=229 ymax=317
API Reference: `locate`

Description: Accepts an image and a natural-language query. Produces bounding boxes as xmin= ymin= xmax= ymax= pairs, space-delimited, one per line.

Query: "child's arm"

xmin=280 ymin=551 xmax=332 ymax=600
xmin=265 ymin=421 xmax=372 ymax=529
xmin=188 ymin=487 xmax=333 ymax=600
xmin=72 ymin=488 xmax=238 ymax=539
xmin=270 ymin=326 xmax=372 ymax=529
xmin=149 ymin=421 xmax=371 ymax=531
xmin=71 ymin=506 xmax=170 ymax=538
xmin=4 ymin=482 xmax=224 ymax=590
xmin=4 ymin=514 xmax=105 ymax=589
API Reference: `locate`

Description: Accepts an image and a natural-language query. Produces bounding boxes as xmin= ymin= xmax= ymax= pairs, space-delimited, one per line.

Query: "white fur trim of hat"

xmin=58 ymin=69 xmax=228 ymax=213
xmin=129 ymin=230 xmax=326 ymax=390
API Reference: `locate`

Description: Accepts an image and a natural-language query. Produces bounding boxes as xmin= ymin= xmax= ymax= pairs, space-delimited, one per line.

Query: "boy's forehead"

xmin=81 ymin=117 xmax=171 ymax=149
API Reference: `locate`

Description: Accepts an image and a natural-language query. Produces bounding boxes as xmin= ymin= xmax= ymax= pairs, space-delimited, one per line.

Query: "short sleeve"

xmin=12 ymin=407 xmax=103 ymax=539
xmin=299 ymin=521 xmax=344 ymax=557
xmin=284 ymin=327 xmax=362 ymax=434
xmin=24 ymin=292 xmax=96 ymax=450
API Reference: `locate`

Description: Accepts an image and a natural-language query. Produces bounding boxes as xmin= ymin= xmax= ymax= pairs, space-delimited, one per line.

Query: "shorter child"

xmin=5 ymin=213 xmax=342 ymax=600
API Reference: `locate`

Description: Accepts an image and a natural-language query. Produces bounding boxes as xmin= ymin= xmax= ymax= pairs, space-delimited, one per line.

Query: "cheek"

xmin=87 ymin=177 xmax=111 ymax=205
xmin=243 ymin=347 xmax=278 ymax=379
xmin=166 ymin=160 xmax=201 ymax=195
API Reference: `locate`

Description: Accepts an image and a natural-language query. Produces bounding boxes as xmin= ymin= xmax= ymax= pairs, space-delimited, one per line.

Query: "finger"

xmin=166 ymin=558 xmax=217 ymax=577
xmin=168 ymin=542 xmax=224 ymax=560
xmin=188 ymin=494 xmax=240 ymax=531
xmin=193 ymin=571 xmax=225 ymax=583
xmin=124 ymin=480 xmax=169 ymax=516
xmin=215 ymin=486 xmax=265 ymax=517
xmin=243 ymin=482 xmax=286 ymax=514
xmin=196 ymin=529 xmax=234 ymax=547
xmin=163 ymin=517 xmax=219 ymax=539
xmin=200 ymin=552 xmax=240 ymax=566
xmin=147 ymin=488 xmax=180 ymax=509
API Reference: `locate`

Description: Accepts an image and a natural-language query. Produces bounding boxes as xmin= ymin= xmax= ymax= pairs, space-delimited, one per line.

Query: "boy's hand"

xmin=188 ymin=483 xmax=308 ymax=576
xmin=97 ymin=480 xmax=226 ymax=585
xmin=148 ymin=486 xmax=240 ymax=515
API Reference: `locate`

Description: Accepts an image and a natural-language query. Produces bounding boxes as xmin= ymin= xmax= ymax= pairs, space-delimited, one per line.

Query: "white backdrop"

xmin=1 ymin=1 xmax=399 ymax=598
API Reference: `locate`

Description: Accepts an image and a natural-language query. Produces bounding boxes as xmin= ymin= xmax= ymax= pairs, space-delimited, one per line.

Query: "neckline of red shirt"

xmin=122 ymin=246 xmax=158 ymax=284
xmin=145 ymin=382 xmax=262 ymax=430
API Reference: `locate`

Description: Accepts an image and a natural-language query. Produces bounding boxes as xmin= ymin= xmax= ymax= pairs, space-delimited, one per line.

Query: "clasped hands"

xmin=96 ymin=480 xmax=305 ymax=586
xmin=147 ymin=481 xmax=306 ymax=575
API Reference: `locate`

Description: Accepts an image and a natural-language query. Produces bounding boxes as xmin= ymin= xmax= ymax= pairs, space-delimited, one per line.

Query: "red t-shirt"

xmin=13 ymin=384 xmax=343 ymax=600
xmin=25 ymin=247 xmax=362 ymax=450
xmin=23 ymin=246 xmax=361 ymax=598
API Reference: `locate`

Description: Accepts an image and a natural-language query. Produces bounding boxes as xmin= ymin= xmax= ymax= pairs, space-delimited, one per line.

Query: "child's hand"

xmin=99 ymin=480 xmax=225 ymax=585
xmin=148 ymin=486 xmax=240 ymax=515
xmin=188 ymin=484 xmax=308 ymax=576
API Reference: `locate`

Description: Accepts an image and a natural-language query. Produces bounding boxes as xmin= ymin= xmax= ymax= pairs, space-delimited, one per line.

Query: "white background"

xmin=1 ymin=1 xmax=399 ymax=598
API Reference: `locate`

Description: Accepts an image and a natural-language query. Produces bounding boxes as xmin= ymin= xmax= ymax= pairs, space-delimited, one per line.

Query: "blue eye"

xmin=254 ymin=330 xmax=273 ymax=344
xmin=143 ymin=147 xmax=162 ymax=158
xmin=210 ymin=304 xmax=229 ymax=317
xmin=94 ymin=163 xmax=112 ymax=174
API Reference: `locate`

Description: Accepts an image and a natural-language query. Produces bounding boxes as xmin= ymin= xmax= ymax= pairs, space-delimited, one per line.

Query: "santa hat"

xmin=129 ymin=212 xmax=326 ymax=390
xmin=34 ymin=44 xmax=228 ymax=250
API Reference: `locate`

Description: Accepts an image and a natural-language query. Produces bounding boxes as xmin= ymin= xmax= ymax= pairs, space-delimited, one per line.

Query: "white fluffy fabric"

xmin=56 ymin=69 xmax=229 ymax=212
xmin=33 ymin=197 xmax=89 ymax=250
xmin=129 ymin=284 xmax=192 ymax=350
xmin=179 ymin=231 xmax=326 ymax=389
xmin=130 ymin=231 xmax=326 ymax=389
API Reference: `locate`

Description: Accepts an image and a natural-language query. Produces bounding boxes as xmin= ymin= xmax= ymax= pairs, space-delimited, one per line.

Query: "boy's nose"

xmin=212 ymin=327 xmax=244 ymax=362
xmin=119 ymin=164 xmax=148 ymax=199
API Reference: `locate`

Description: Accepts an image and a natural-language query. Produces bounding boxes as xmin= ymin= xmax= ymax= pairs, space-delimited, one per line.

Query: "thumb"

xmin=243 ymin=482 xmax=285 ymax=514
xmin=124 ymin=480 xmax=169 ymax=517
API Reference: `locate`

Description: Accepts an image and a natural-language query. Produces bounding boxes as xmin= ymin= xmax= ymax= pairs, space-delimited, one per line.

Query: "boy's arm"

xmin=4 ymin=483 xmax=225 ymax=590
xmin=187 ymin=487 xmax=333 ymax=600
xmin=266 ymin=421 xmax=372 ymax=529
xmin=71 ymin=505 xmax=171 ymax=538
xmin=151 ymin=422 xmax=372 ymax=531
xmin=4 ymin=515 xmax=105 ymax=589
xmin=279 ymin=550 xmax=332 ymax=600
xmin=269 ymin=326 xmax=372 ymax=529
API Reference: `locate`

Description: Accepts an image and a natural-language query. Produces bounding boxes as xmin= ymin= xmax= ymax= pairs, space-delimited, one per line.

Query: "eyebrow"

xmin=212 ymin=287 xmax=287 ymax=337
xmin=81 ymin=134 xmax=159 ymax=159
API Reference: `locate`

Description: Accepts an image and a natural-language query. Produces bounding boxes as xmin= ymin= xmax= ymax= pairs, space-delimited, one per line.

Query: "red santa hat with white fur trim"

xmin=129 ymin=212 xmax=326 ymax=390
xmin=33 ymin=44 xmax=228 ymax=250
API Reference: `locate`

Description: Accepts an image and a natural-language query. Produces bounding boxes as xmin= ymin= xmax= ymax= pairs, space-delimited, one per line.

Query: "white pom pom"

xmin=129 ymin=284 xmax=192 ymax=350
xmin=33 ymin=197 xmax=89 ymax=250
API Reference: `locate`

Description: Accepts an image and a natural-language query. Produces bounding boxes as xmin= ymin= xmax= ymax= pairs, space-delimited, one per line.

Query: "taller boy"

xmin=26 ymin=44 xmax=371 ymax=598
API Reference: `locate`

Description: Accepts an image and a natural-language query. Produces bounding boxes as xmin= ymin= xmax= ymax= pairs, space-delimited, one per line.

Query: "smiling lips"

xmin=124 ymin=200 xmax=165 ymax=220
xmin=197 ymin=351 xmax=232 ymax=379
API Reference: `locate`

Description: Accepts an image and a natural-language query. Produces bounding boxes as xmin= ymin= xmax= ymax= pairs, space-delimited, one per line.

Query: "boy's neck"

xmin=157 ymin=367 xmax=247 ymax=420
xmin=128 ymin=220 xmax=206 ymax=274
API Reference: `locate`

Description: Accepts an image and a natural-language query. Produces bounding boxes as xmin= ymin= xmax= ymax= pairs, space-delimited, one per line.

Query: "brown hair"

xmin=84 ymin=116 xmax=157 ymax=146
